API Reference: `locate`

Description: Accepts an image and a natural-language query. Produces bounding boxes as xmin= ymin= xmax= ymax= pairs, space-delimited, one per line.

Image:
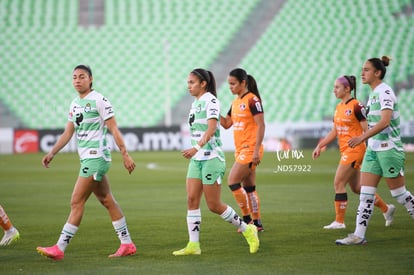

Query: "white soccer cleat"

xmin=383 ymin=204 xmax=396 ymax=227
xmin=323 ymin=221 xmax=346 ymax=229
xmin=335 ymin=234 xmax=367 ymax=245
xmin=0 ymin=227 xmax=20 ymax=246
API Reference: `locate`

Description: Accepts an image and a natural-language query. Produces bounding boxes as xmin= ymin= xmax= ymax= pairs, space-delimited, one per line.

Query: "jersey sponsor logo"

xmin=233 ymin=121 xmax=245 ymax=131
xmin=75 ymin=113 xmax=84 ymax=126
xmin=209 ymin=108 xmax=218 ymax=116
xmin=13 ymin=130 xmax=39 ymax=153
xmin=105 ymin=106 xmax=113 ymax=115
xmin=336 ymin=126 xmax=349 ymax=131
xmin=383 ymin=99 xmax=393 ymax=108
xmin=188 ymin=113 xmax=195 ymax=126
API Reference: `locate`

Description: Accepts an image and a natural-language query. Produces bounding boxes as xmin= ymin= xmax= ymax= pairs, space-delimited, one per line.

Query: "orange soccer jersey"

xmin=334 ymin=98 xmax=367 ymax=155
xmin=229 ymin=92 xmax=264 ymax=153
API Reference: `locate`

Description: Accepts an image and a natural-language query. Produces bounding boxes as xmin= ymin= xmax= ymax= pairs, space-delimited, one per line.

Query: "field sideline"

xmin=0 ymin=150 xmax=413 ymax=274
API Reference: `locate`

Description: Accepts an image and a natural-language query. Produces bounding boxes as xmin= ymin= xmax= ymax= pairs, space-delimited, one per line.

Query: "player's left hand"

xmin=42 ymin=153 xmax=54 ymax=168
xmin=123 ymin=154 xmax=136 ymax=174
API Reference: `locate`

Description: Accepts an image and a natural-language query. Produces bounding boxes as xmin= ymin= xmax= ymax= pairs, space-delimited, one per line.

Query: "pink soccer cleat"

xmin=36 ymin=245 xmax=64 ymax=261
xmin=108 ymin=243 xmax=136 ymax=258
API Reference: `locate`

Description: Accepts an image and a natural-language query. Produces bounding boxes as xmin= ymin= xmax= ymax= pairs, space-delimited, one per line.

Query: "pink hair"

xmin=336 ymin=76 xmax=350 ymax=88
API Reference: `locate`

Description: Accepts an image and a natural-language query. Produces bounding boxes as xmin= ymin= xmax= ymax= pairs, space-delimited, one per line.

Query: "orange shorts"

xmin=339 ymin=149 xmax=365 ymax=170
xmin=235 ymin=150 xmax=264 ymax=170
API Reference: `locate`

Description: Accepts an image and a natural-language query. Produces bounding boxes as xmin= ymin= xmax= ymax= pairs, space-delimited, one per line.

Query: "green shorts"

xmin=187 ymin=157 xmax=226 ymax=185
xmin=361 ymin=148 xmax=405 ymax=178
xmin=79 ymin=157 xmax=111 ymax=181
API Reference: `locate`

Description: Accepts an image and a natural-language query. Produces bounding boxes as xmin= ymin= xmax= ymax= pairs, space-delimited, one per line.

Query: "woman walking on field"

xmin=336 ymin=56 xmax=414 ymax=245
xmin=220 ymin=68 xmax=265 ymax=231
xmin=37 ymin=65 xmax=137 ymax=260
xmin=313 ymin=74 xmax=394 ymax=230
xmin=173 ymin=68 xmax=259 ymax=256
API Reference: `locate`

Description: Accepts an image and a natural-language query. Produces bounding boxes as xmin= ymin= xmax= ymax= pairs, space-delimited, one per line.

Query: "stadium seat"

xmin=218 ymin=0 xmax=414 ymax=123
xmin=0 ymin=0 xmax=412 ymax=128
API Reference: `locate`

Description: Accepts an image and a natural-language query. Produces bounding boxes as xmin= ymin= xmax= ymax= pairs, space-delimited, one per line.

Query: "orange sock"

xmin=335 ymin=200 xmax=348 ymax=224
xmin=245 ymin=187 xmax=261 ymax=220
xmin=374 ymin=193 xmax=388 ymax=213
xmin=0 ymin=205 xmax=13 ymax=231
xmin=229 ymin=184 xmax=250 ymax=217
xmin=334 ymin=193 xmax=348 ymax=224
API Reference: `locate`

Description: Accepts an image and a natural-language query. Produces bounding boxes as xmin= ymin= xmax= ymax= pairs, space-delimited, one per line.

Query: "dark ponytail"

xmin=246 ymin=75 xmax=261 ymax=100
xmin=344 ymin=75 xmax=357 ymax=98
xmin=191 ymin=68 xmax=217 ymax=97
xmin=205 ymin=70 xmax=217 ymax=97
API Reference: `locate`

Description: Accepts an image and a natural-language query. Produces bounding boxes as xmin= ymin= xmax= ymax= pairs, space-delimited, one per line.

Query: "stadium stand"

xmin=0 ymin=0 xmax=260 ymax=128
xmin=0 ymin=0 xmax=413 ymax=128
xmin=218 ymin=0 xmax=414 ymax=123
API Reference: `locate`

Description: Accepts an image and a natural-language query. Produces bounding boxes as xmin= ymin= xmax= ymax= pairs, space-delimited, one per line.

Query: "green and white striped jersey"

xmin=68 ymin=90 xmax=114 ymax=160
xmin=188 ymin=92 xmax=225 ymax=161
xmin=366 ymin=83 xmax=403 ymax=151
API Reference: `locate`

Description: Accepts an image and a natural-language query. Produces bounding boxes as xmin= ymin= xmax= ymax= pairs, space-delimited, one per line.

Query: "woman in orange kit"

xmin=220 ymin=68 xmax=265 ymax=231
xmin=313 ymin=75 xmax=394 ymax=229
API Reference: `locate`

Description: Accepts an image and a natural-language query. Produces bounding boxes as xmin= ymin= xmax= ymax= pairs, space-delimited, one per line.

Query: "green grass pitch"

xmin=0 ymin=150 xmax=413 ymax=274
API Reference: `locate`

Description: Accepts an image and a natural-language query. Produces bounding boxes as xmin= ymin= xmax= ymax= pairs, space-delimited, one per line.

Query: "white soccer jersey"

xmin=188 ymin=92 xmax=225 ymax=161
xmin=366 ymin=83 xmax=403 ymax=151
xmin=68 ymin=90 xmax=114 ymax=160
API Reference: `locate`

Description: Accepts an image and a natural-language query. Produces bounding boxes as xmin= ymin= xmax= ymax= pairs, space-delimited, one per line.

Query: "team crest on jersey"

xmin=84 ymin=103 xmax=91 ymax=113
xmin=196 ymin=104 xmax=201 ymax=113
xmin=344 ymin=109 xmax=352 ymax=116
xmin=239 ymin=103 xmax=246 ymax=111
xmin=369 ymin=96 xmax=379 ymax=105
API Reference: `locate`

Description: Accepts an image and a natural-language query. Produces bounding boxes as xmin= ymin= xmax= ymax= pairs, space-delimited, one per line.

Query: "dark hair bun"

xmin=381 ymin=56 xmax=391 ymax=67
